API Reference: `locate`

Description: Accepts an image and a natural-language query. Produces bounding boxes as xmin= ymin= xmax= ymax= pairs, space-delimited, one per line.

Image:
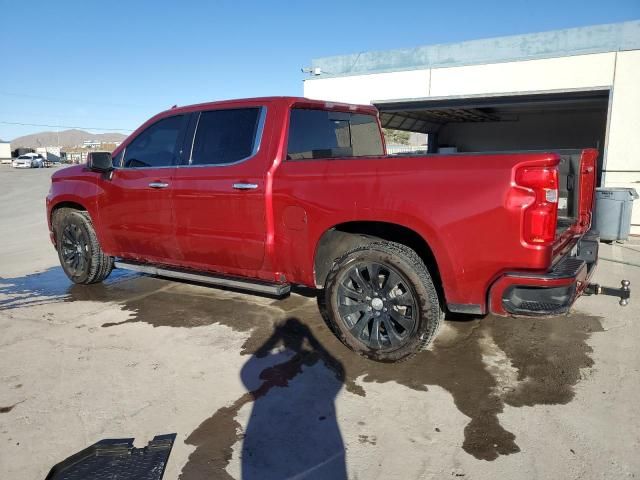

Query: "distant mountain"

xmin=10 ymin=129 xmax=128 ymax=148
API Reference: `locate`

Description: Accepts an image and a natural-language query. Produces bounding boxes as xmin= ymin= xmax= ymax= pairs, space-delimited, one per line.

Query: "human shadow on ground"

xmin=180 ymin=317 xmax=346 ymax=480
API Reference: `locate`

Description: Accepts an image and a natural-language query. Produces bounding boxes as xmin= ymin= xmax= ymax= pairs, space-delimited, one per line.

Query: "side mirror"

xmin=87 ymin=151 xmax=113 ymax=172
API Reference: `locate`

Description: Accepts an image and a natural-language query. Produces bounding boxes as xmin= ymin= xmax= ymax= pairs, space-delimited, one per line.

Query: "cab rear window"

xmin=287 ymin=109 xmax=383 ymax=160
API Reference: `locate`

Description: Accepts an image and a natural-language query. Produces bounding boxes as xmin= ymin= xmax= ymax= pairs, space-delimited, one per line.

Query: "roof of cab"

xmin=112 ymin=96 xmax=381 ymax=156
xmin=159 ymin=96 xmax=379 ymax=117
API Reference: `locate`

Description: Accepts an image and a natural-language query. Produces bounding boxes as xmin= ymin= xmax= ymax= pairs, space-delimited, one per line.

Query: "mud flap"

xmin=45 ymin=433 xmax=176 ymax=480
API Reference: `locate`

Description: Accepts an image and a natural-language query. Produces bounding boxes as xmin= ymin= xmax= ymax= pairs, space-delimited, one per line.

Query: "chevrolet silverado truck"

xmin=46 ymin=97 xmax=630 ymax=362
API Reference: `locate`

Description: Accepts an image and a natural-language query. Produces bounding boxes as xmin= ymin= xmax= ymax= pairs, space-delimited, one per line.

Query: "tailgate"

xmin=554 ymin=148 xmax=597 ymax=256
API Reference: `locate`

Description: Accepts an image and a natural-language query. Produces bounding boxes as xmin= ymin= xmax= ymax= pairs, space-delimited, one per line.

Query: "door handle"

xmin=232 ymin=183 xmax=258 ymax=190
xmin=148 ymin=182 xmax=169 ymax=189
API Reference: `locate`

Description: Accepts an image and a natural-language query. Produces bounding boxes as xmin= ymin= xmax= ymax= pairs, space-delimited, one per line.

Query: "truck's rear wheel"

xmin=53 ymin=208 xmax=113 ymax=284
xmin=322 ymin=241 xmax=443 ymax=362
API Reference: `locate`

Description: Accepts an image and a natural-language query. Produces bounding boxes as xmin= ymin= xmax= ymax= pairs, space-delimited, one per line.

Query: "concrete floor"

xmin=0 ymin=166 xmax=639 ymax=479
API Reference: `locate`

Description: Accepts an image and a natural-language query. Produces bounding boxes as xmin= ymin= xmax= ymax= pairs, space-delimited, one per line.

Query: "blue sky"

xmin=1 ymin=0 xmax=638 ymax=140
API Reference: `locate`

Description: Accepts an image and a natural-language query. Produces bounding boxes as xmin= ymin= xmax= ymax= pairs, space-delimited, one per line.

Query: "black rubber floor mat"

xmin=45 ymin=433 xmax=176 ymax=480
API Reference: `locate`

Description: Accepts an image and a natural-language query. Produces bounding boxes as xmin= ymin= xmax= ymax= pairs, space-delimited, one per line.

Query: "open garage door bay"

xmin=375 ymin=89 xmax=610 ymax=185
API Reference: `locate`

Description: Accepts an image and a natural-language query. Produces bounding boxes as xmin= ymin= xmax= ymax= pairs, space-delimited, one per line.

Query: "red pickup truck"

xmin=46 ymin=96 xmax=625 ymax=362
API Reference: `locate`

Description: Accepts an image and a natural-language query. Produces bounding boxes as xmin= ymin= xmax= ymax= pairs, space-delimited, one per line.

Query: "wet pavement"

xmin=1 ymin=168 xmax=639 ymax=479
xmin=0 ymin=264 xmax=615 ymax=477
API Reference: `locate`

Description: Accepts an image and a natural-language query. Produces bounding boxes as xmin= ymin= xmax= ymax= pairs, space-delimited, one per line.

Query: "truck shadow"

xmin=0 ymin=267 xmax=605 ymax=470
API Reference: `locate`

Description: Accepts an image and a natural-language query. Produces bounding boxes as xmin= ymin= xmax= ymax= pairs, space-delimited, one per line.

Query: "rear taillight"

xmin=516 ymin=166 xmax=559 ymax=245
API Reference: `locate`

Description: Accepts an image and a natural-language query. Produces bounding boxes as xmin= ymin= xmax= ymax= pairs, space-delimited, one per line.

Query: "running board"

xmin=114 ymin=260 xmax=291 ymax=297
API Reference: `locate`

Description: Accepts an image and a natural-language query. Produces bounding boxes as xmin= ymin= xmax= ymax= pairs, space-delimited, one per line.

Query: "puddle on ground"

xmin=0 ymin=266 xmax=604 ymax=473
xmin=1 ymin=267 xmax=286 ymax=342
xmin=178 ymin=307 xmax=602 ymax=479
xmin=0 ymin=267 xmax=136 ymax=310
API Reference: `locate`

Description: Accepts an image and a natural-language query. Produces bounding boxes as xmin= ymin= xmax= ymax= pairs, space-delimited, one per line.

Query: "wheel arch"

xmin=50 ymin=200 xmax=87 ymax=215
xmin=50 ymin=200 xmax=88 ymax=225
xmin=49 ymin=200 xmax=90 ymax=246
xmin=313 ymin=221 xmax=446 ymax=303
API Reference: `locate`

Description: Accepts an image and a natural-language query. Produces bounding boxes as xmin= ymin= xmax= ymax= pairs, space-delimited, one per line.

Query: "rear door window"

xmin=287 ymin=109 xmax=384 ymax=160
xmin=123 ymin=115 xmax=185 ymax=168
xmin=189 ymin=108 xmax=262 ymax=166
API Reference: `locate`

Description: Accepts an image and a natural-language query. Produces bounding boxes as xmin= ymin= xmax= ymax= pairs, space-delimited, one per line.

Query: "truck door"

xmin=97 ymin=114 xmax=187 ymax=263
xmin=171 ymin=106 xmax=268 ymax=273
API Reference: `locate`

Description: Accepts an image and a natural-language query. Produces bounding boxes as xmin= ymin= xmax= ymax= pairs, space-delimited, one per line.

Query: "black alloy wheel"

xmin=336 ymin=262 xmax=418 ymax=350
xmin=322 ymin=241 xmax=443 ymax=362
xmin=60 ymin=222 xmax=90 ymax=277
xmin=53 ymin=208 xmax=113 ymax=284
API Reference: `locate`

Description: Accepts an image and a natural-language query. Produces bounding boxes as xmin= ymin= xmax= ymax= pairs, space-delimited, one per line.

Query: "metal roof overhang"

xmin=375 ymin=89 xmax=610 ymax=133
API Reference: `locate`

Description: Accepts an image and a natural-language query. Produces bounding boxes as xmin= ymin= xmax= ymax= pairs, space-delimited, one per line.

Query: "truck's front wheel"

xmin=53 ymin=208 xmax=113 ymax=284
xmin=322 ymin=241 xmax=443 ymax=362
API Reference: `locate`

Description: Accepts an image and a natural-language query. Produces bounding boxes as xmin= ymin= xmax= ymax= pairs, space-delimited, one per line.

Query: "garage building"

xmin=304 ymin=21 xmax=640 ymax=234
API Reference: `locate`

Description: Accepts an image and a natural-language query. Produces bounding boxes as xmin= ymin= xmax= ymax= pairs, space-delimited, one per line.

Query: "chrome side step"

xmin=114 ymin=260 xmax=291 ymax=297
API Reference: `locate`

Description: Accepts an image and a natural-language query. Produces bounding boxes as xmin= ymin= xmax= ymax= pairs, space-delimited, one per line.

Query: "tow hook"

xmin=585 ymin=280 xmax=631 ymax=306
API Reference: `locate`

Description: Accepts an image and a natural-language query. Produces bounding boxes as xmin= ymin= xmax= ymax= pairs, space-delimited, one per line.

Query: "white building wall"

xmin=305 ymin=53 xmax=616 ymax=103
xmin=429 ymin=53 xmax=615 ymax=96
xmin=304 ymin=69 xmax=430 ymax=105
xmin=605 ymin=50 xmax=640 ymax=177
xmin=604 ymin=50 xmax=640 ymax=233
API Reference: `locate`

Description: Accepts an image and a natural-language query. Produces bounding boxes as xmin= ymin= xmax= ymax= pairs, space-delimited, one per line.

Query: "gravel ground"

xmin=0 ymin=166 xmax=638 ymax=479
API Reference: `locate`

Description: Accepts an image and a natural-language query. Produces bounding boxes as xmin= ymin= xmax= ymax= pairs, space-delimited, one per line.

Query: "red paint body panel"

xmin=271 ymin=153 xmax=559 ymax=307
xmin=46 ymin=165 xmax=101 ymax=240
xmin=97 ymin=168 xmax=179 ymax=263
xmin=46 ymin=97 xmax=598 ymax=315
xmin=171 ymin=156 xmax=268 ymax=272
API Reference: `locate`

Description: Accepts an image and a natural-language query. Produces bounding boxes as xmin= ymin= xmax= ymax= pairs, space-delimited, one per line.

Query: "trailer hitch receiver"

xmin=585 ymin=280 xmax=631 ymax=306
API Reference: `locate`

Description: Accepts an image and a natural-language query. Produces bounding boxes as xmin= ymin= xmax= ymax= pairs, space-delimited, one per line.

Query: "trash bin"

xmin=593 ymin=187 xmax=639 ymax=242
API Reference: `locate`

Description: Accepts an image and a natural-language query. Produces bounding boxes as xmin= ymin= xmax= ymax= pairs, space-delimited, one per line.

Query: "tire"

xmin=53 ymin=208 xmax=113 ymax=284
xmin=321 ymin=241 xmax=443 ymax=362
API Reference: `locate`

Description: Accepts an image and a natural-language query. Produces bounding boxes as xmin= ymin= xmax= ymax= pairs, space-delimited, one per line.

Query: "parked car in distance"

xmin=46 ymin=96 xmax=627 ymax=362
xmin=13 ymin=153 xmax=44 ymax=168
xmin=1 ymin=158 xmax=12 ymax=165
